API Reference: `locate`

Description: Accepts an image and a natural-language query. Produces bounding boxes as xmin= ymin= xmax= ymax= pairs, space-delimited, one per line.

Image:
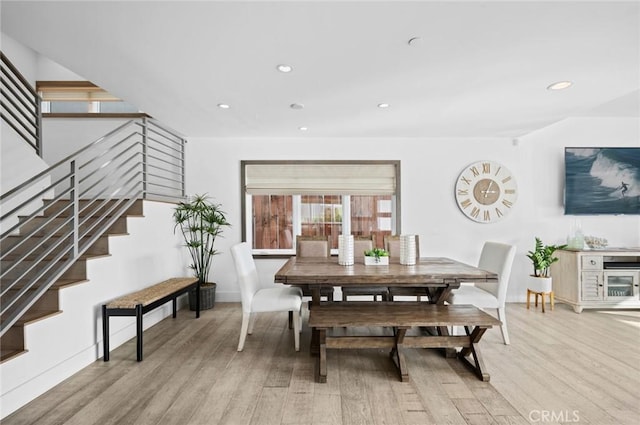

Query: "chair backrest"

xmin=354 ymin=235 xmax=375 ymax=260
xmin=230 ymin=242 xmax=261 ymax=312
xmin=296 ymin=235 xmax=330 ymax=258
xmin=384 ymin=235 xmax=420 ymax=263
xmin=475 ymin=241 xmax=516 ymax=305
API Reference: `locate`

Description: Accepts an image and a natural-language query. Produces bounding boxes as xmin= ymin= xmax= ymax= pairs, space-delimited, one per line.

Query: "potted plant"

xmin=526 ymin=237 xmax=567 ymax=292
xmin=174 ymin=194 xmax=230 ymax=310
xmin=364 ymin=247 xmax=389 ymax=265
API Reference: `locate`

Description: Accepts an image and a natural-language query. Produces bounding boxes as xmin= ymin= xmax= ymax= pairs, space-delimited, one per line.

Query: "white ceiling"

xmin=2 ymin=1 xmax=639 ymax=138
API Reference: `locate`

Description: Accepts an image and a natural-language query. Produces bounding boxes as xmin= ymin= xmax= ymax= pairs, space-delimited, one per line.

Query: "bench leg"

xmin=317 ymin=329 xmax=327 ymax=383
xmin=102 ymin=305 xmax=110 ymax=362
xmin=136 ymin=304 xmax=143 ymax=362
xmin=196 ymin=281 xmax=201 ymax=319
xmin=389 ymin=327 xmax=409 ymax=382
xmin=458 ymin=326 xmax=491 ymax=381
xmin=172 ymin=297 xmax=177 ymax=318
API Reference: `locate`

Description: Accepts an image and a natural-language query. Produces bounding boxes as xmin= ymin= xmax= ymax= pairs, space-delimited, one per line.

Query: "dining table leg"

xmin=309 ymin=285 xmax=321 ymax=355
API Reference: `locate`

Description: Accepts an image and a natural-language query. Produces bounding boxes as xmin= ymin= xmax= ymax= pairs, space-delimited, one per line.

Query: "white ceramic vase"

xmin=528 ymin=275 xmax=552 ymax=293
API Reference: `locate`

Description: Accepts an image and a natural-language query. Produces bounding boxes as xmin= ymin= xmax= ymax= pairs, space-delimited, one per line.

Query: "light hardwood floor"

xmin=3 ymin=302 xmax=639 ymax=425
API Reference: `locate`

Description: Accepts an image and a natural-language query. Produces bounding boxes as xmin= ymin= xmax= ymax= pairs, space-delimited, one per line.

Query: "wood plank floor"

xmin=3 ymin=302 xmax=639 ymax=425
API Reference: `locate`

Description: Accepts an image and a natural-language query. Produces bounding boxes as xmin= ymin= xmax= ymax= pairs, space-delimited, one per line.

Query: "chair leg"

xmin=238 ymin=312 xmax=250 ymax=351
xmin=496 ymin=307 xmax=510 ymax=345
xmin=288 ymin=311 xmax=293 ymax=329
xmin=248 ymin=312 xmax=257 ymax=334
xmin=293 ymin=309 xmax=301 ymax=351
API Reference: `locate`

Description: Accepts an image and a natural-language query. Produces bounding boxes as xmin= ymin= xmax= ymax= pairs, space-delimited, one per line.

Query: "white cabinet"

xmin=551 ymin=249 xmax=640 ymax=313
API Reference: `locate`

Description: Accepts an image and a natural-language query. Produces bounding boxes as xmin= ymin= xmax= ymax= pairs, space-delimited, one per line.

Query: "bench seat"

xmin=308 ymin=302 xmax=500 ymax=383
xmin=102 ymin=277 xmax=199 ymax=361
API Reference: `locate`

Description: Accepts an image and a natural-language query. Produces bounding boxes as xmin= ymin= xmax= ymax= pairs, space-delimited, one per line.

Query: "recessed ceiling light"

xmin=547 ymin=81 xmax=573 ymax=91
xmin=217 ymin=103 xmax=230 ymax=109
xmin=377 ymin=103 xmax=390 ymax=109
xmin=277 ymin=64 xmax=293 ymax=73
xmin=298 ymin=126 xmax=308 ymax=131
xmin=290 ymin=103 xmax=304 ymax=110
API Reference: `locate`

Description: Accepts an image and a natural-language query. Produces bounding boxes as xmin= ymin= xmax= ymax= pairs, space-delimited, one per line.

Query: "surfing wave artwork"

xmin=564 ymin=147 xmax=640 ymax=215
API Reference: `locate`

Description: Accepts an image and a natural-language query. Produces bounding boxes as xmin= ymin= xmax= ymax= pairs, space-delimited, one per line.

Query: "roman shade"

xmin=244 ymin=161 xmax=398 ymax=195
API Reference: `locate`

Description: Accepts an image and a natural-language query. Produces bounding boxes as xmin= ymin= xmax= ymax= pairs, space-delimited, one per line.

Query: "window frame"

xmin=241 ymin=160 xmax=401 ymax=257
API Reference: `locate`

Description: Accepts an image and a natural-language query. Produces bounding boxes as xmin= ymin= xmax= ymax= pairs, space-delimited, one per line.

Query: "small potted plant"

xmin=364 ymin=247 xmax=389 ymax=265
xmin=174 ymin=194 xmax=230 ymax=310
xmin=526 ymin=237 xmax=567 ymax=292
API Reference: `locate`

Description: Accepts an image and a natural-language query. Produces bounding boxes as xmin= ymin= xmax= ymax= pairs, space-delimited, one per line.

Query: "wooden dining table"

xmin=274 ymin=256 xmax=499 ymax=357
xmin=274 ymin=256 xmax=498 ymax=306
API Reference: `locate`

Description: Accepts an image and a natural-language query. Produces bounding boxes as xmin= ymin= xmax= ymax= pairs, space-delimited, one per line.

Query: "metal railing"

xmin=1 ymin=51 xmax=41 ymax=156
xmin=0 ymin=117 xmax=186 ymax=337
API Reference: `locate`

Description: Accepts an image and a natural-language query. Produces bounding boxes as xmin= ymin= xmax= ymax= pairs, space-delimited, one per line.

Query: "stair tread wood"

xmin=0 ymin=348 xmax=27 ymax=363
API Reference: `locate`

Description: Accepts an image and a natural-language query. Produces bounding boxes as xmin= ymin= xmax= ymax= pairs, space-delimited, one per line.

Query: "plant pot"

xmin=364 ymin=256 xmax=389 ymax=266
xmin=189 ymin=282 xmax=216 ymax=311
xmin=528 ymin=275 xmax=552 ymax=293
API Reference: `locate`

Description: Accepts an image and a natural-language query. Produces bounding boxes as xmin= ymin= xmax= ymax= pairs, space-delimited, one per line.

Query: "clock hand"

xmin=483 ymin=180 xmax=494 ymax=198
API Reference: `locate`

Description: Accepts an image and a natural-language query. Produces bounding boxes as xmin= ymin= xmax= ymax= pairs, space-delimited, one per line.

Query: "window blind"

xmin=244 ymin=161 xmax=398 ymax=195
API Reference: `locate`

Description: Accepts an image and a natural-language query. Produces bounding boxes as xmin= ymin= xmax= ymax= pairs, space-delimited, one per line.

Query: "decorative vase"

xmin=189 ymin=282 xmax=216 ymax=310
xmin=338 ymin=234 xmax=354 ymax=265
xmin=400 ymin=234 xmax=417 ymax=265
xmin=528 ymin=275 xmax=552 ymax=293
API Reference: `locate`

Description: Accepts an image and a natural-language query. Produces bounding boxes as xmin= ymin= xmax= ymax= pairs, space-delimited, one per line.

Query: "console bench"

xmin=102 ymin=277 xmax=199 ymax=361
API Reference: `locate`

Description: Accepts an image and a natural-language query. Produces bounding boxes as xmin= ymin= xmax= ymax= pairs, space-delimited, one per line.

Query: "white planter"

xmin=528 ymin=275 xmax=553 ymax=293
xmin=364 ymin=256 xmax=389 ymax=266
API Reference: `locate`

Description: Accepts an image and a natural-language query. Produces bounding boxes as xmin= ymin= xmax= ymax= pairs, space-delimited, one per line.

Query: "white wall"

xmin=184 ymin=117 xmax=640 ymax=304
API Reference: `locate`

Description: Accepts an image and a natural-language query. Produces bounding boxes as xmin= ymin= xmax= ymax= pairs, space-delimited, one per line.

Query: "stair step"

xmin=42 ymin=198 xmax=143 ymax=217
xmin=1 ymin=234 xmax=110 ymax=257
xmin=0 ymin=348 xmax=28 ymax=363
xmin=1 ymin=258 xmax=88 ymax=282
xmin=16 ymin=309 xmax=63 ymax=325
xmin=17 ymin=216 xmax=128 ymax=237
xmin=1 ymin=276 xmax=89 ymax=292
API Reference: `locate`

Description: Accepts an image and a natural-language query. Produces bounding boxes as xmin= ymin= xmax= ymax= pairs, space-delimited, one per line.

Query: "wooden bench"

xmin=308 ymin=302 xmax=501 ymax=383
xmin=102 ymin=277 xmax=199 ymax=361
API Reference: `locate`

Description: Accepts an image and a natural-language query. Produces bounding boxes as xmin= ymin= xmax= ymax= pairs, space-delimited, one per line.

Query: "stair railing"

xmin=1 ymin=51 xmax=42 ymax=156
xmin=0 ymin=117 xmax=186 ymax=337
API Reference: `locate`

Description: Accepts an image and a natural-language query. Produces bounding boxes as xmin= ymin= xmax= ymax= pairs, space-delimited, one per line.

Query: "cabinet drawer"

xmin=581 ymin=256 xmax=602 ymax=270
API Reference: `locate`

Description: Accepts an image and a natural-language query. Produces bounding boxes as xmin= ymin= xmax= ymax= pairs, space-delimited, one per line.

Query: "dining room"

xmin=1 ymin=1 xmax=639 ymax=424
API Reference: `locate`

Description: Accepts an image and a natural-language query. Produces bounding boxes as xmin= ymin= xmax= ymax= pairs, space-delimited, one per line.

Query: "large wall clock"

xmin=454 ymin=160 xmax=518 ymax=223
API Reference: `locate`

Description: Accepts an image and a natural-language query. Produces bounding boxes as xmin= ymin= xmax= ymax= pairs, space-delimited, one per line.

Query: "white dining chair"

xmin=231 ymin=242 xmax=303 ymax=351
xmin=446 ymin=241 xmax=516 ymax=345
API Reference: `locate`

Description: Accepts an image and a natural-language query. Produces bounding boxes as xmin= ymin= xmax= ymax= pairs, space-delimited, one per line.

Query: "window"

xmin=242 ymin=161 xmax=400 ymax=255
xmin=36 ymin=81 xmax=142 ymax=116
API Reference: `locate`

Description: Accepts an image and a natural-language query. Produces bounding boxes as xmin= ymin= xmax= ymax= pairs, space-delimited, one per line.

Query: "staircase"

xmin=0 ymin=199 xmax=144 ymax=362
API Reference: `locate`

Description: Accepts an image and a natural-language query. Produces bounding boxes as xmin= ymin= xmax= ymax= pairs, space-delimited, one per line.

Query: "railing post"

xmin=35 ymin=92 xmax=42 ymax=157
xmin=71 ymin=160 xmax=79 ymax=257
xmin=141 ymin=117 xmax=148 ymax=199
xmin=181 ymin=138 xmax=186 ymax=198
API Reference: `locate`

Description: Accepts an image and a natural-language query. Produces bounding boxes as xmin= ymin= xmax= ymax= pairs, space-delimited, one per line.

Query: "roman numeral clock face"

xmin=455 ymin=160 xmax=518 ymax=223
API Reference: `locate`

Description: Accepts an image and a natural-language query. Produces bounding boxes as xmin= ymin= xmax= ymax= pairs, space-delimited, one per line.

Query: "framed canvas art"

xmin=564 ymin=147 xmax=640 ymax=215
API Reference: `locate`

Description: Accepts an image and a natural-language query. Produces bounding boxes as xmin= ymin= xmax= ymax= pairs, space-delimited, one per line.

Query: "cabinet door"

xmin=581 ymin=272 xmax=603 ymax=301
xmin=604 ymin=271 xmax=639 ymax=300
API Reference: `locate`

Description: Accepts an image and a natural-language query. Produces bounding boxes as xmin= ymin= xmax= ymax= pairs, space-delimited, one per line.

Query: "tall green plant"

xmin=173 ymin=194 xmax=230 ymax=284
xmin=526 ymin=237 xmax=567 ymax=278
